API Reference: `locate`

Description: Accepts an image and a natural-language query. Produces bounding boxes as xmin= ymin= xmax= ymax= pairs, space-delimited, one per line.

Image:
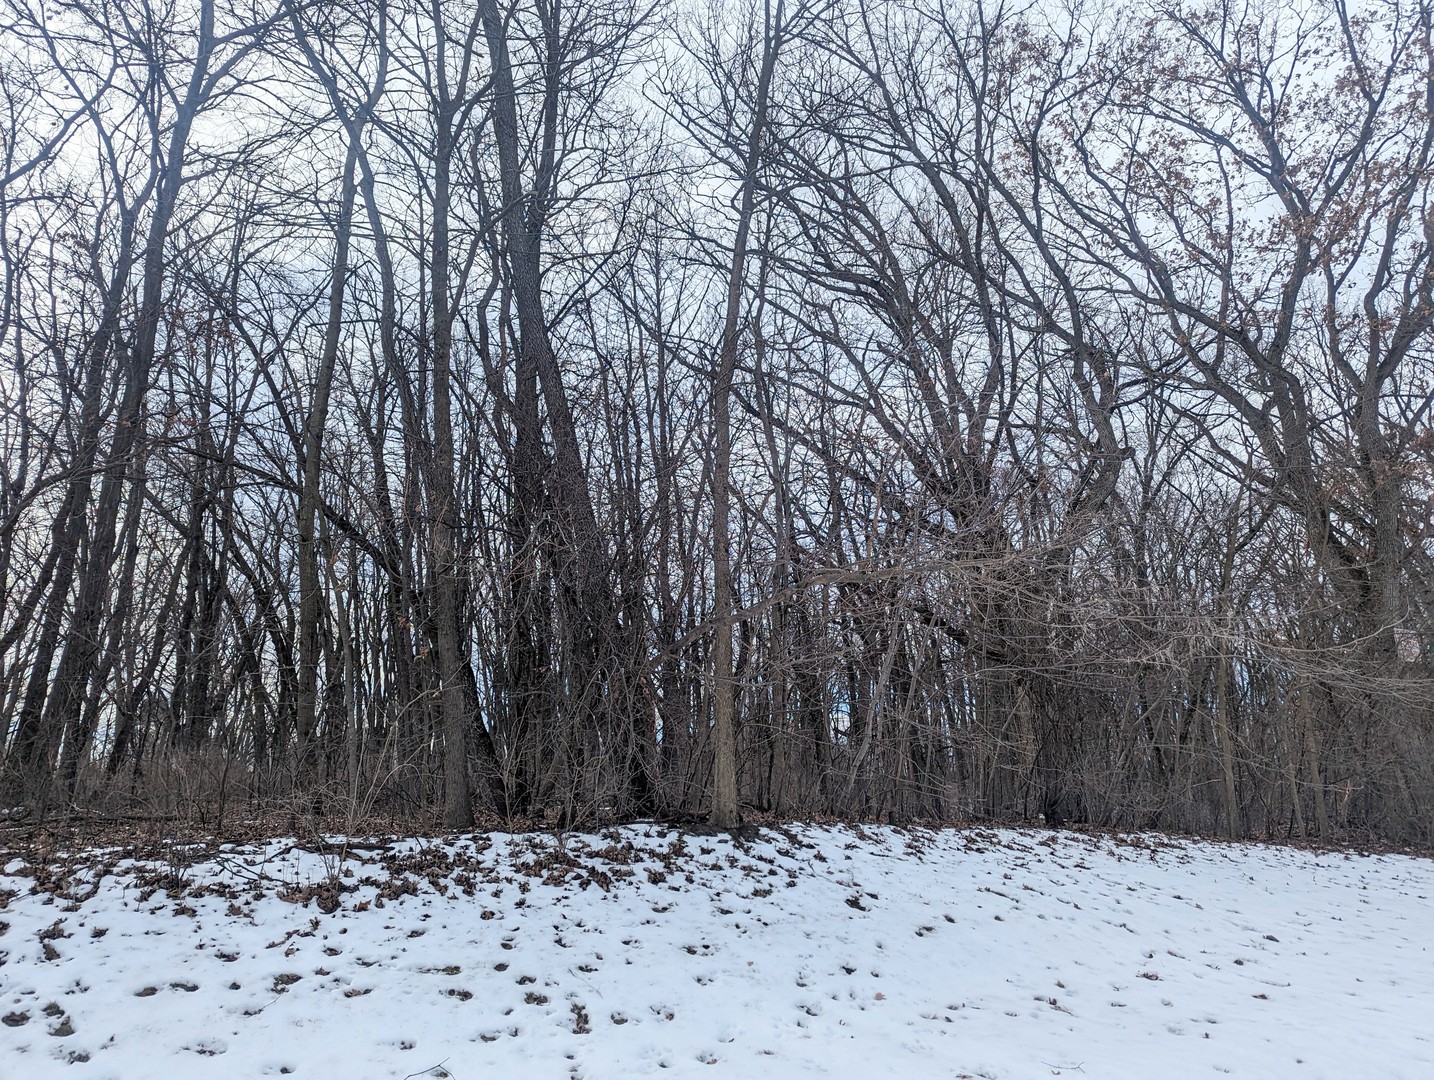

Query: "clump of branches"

xmin=0 ymin=0 xmax=1430 ymax=843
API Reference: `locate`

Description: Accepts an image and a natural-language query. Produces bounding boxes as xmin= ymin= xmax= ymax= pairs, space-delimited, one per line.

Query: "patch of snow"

xmin=0 ymin=826 xmax=1430 ymax=1078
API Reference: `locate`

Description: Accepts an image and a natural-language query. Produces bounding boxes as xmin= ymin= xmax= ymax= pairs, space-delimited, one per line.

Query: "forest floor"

xmin=0 ymin=822 xmax=1430 ymax=1079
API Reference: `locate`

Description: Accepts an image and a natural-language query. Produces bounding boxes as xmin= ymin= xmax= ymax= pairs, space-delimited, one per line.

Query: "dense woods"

xmin=0 ymin=0 xmax=1431 ymax=841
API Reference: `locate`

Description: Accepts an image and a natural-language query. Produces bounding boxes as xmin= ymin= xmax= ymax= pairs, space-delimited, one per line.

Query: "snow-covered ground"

xmin=1 ymin=825 xmax=1430 ymax=1079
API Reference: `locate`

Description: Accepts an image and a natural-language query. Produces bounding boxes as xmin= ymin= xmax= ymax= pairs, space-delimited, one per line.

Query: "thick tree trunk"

xmin=706 ymin=0 xmax=784 ymax=830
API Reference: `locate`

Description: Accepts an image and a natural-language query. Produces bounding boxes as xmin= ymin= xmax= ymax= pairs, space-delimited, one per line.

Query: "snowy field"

xmin=1 ymin=825 xmax=1430 ymax=1080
